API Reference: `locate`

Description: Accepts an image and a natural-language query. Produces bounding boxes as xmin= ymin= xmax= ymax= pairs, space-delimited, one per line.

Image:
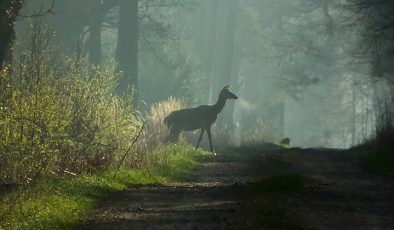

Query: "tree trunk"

xmin=205 ymin=0 xmax=218 ymax=103
xmin=351 ymin=80 xmax=356 ymax=146
xmin=88 ymin=0 xmax=102 ymax=66
xmin=52 ymin=1 xmax=87 ymax=57
xmin=217 ymin=0 xmax=238 ymax=133
xmin=0 ymin=0 xmax=23 ymax=69
xmin=116 ymin=0 xmax=139 ymax=104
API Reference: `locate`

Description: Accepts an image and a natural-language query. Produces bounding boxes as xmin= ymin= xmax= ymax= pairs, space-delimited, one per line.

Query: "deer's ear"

xmin=224 ymin=84 xmax=230 ymax=90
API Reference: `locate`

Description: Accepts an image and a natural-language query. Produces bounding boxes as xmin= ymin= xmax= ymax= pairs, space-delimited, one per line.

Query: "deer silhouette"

xmin=164 ymin=85 xmax=238 ymax=153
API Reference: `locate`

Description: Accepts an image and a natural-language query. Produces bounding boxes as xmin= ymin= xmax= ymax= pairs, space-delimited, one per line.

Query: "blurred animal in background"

xmin=280 ymin=137 xmax=291 ymax=148
xmin=164 ymin=85 xmax=238 ymax=154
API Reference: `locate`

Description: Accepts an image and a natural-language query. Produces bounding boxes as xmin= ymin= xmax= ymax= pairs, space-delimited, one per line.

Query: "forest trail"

xmin=80 ymin=148 xmax=394 ymax=230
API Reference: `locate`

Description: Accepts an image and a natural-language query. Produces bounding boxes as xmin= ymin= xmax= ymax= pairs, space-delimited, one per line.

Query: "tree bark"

xmin=217 ymin=0 xmax=238 ymax=133
xmin=204 ymin=0 xmax=218 ymax=103
xmin=0 ymin=0 xmax=23 ymax=69
xmin=116 ymin=0 xmax=139 ymax=104
xmin=88 ymin=0 xmax=103 ymax=66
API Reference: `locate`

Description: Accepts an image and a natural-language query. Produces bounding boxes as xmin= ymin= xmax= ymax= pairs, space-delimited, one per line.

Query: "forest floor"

xmin=80 ymin=147 xmax=394 ymax=230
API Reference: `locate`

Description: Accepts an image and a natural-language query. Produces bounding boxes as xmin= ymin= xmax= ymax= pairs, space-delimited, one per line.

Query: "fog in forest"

xmin=9 ymin=0 xmax=394 ymax=149
xmin=2 ymin=1 xmax=394 ymax=228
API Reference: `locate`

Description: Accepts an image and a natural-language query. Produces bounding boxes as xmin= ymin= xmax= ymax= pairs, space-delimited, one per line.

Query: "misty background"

xmin=13 ymin=0 xmax=394 ymax=149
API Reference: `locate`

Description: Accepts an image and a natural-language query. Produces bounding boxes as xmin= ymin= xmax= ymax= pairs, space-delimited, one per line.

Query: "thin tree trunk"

xmin=116 ymin=0 xmax=139 ymax=104
xmin=221 ymin=0 xmax=238 ymax=133
xmin=205 ymin=0 xmax=218 ymax=103
xmin=351 ymin=80 xmax=356 ymax=146
xmin=88 ymin=0 xmax=102 ymax=66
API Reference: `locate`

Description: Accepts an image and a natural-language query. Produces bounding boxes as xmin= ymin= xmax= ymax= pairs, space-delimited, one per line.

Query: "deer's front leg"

xmin=195 ymin=128 xmax=204 ymax=150
xmin=206 ymin=126 xmax=215 ymax=155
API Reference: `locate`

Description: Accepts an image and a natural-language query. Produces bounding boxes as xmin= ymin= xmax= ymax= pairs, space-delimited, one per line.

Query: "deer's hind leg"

xmin=166 ymin=126 xmax=181 ymax=143
xmin=195 ymin=128 xmax=205 ymax=150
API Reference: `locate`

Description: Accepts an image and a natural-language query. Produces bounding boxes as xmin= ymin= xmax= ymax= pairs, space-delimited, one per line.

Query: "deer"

xmin=164 ymin=84 xmax=238 ymax=154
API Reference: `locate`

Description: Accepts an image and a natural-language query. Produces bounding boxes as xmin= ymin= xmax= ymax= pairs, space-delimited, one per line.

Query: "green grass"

xmin=0 ymin=143 xmax=210 ymax=230
xmin=247 ymin=174 xmax=305 ymax=230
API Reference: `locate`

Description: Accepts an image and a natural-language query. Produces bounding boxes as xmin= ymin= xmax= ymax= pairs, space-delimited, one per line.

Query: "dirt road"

xmin=81 ymin=148 xmax=394 ymax=230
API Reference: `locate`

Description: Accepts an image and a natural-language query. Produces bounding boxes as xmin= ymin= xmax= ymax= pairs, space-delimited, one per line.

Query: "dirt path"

xmin=286 ymin=150 xmax=394 ymax=230
xmin=81 ymin=149 xmax=394 ymax=230
xmin=81 ymin=154 xmax=268 ymax=230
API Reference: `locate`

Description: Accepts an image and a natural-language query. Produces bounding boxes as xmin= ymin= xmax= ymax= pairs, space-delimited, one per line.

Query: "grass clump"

xmin=0 ymin=144 xmax=209 ymax=230
xmin=145 ymin=97 xmax=186 ymax=145
xmin=247 ymin=174 xmax=305 ymax=230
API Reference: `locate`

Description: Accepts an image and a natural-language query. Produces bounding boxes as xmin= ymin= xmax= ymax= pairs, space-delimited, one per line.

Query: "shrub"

xmin=351 ymin=99 xmax=394 ymax=176
xmin=0 ymin=22 xmax=141 ymax=183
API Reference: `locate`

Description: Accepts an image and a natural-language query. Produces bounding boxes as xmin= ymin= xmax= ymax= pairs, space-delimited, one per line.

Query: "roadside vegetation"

xmin=0 ymin=143 xmax=208 ymax=230
xmin=347 ymin=105 xmax=394 ymax=176
xmin=0 ymin=23 xmax=210 ymax=230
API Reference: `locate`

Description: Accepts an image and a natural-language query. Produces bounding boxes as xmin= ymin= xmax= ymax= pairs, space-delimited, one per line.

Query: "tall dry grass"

xmin=145 ymin=96 xmax=186 ymax=146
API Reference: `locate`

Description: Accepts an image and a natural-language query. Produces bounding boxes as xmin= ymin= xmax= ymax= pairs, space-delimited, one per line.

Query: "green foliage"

xmin=247 ymin=175 xmax=305 ymax=230
xmin=0 ymin=144 xmax=206 ymax=230
xmin=148 ymin=142 xmax=212 ymax=181
xmin=0 ymin=22 xmax=140 ymax=183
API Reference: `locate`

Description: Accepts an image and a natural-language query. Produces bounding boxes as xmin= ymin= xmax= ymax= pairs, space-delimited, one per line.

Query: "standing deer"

xmin=164 ymin=85 xmax=238 ymax=153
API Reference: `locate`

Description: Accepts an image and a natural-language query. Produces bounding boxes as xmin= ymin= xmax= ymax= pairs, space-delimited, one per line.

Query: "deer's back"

xmin=164 ymin=105 xmax=217 ymax=131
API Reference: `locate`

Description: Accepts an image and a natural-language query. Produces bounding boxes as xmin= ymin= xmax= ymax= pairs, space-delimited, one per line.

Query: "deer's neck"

xmin=213 ymin=96 xmax=226 ymax=114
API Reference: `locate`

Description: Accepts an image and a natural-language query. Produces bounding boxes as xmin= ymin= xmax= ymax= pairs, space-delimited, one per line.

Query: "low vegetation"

xmin=0 ymin=143 xmax=208 ymax=230
xmin=348 ymin=105 xmax=394 ymax=176
xmin=145 ymin=96 xmax=186 ymax=146
xmin=0 ymin=23 xmax=212 ymax=230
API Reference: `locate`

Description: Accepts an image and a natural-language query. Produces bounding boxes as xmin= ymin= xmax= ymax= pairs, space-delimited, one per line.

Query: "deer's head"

xmin=220 ymin=84 xmax=238 ymax=100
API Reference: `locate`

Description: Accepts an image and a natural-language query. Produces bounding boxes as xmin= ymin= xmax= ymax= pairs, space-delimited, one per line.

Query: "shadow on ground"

xmin=80 ymin=146 xmax=394 ymax=230
xmin=80 ymin=154 xmax=274 ymax=230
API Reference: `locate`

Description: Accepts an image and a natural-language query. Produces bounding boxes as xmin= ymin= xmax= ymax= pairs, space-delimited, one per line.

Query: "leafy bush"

xmin=0 ymin=23 xmax=141 ymax=183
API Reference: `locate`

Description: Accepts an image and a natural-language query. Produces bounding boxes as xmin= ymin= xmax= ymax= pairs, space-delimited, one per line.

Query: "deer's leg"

xmin=206 ymin=127 xmax=215 ymax=154
xmin=167 ymin=127 xmax=180 ymax=143
xmin=195 ymin=128 xmax=204 ymax=150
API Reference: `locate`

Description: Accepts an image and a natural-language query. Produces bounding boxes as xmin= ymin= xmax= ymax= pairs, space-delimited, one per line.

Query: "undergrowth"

xmin=0 ymin=21 xmax=141 ymax=183
xmin=0 ymin=143 xmax=210 ymax=230
xmin=348 ymin=101 xmax=394 ymax=176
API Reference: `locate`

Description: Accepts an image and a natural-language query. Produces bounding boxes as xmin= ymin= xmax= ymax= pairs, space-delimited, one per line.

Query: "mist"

xmin=3 ymin=0 xmax=391 ymax=150
xmin=1 ymin=0 xmax=394 ymax=229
